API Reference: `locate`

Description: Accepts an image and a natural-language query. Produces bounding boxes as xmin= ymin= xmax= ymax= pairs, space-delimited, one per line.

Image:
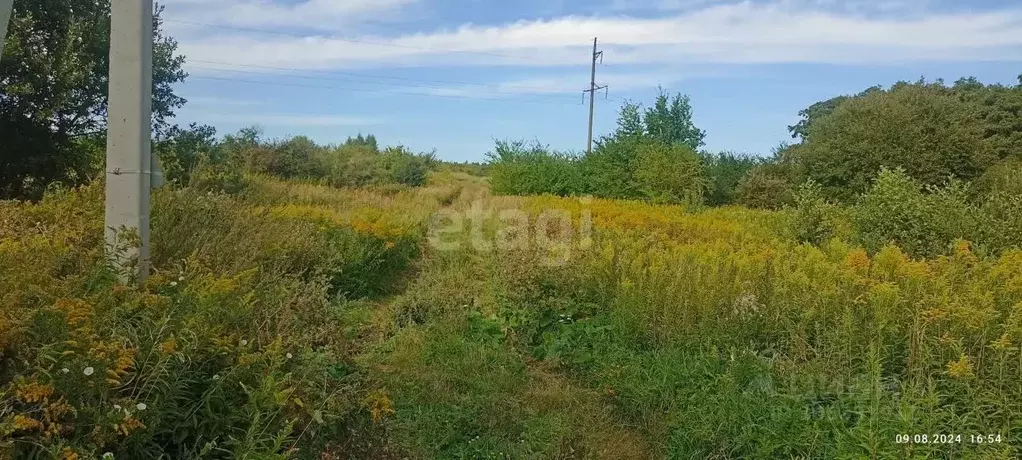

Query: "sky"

xmin=161 ymin=0 xmax=1022 ymax=162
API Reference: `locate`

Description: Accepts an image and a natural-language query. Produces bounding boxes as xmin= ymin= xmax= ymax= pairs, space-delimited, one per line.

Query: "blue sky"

xmin=161 ymin=0 xmax=1022 ymax=162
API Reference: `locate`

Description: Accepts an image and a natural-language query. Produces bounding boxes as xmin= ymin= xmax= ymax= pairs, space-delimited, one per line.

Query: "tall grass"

xmin=0 ymin=174 xmax=459 ymax=459
xmin=371 ymin=188 xmax=1022 ymax=458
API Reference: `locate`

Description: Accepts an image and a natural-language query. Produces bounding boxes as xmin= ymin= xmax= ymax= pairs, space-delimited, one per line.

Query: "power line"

xmin=164 ymin=19 xmax=539 ymax=61
xmin=187 ymin=75 xmax=587 ymax=106
xmin=185 ymin=61 xmax=585 ymax=100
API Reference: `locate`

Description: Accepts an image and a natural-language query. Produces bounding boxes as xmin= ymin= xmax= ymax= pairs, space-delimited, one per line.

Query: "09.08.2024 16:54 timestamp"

xmin=895 ymin=434 xmax=1003 ymax=445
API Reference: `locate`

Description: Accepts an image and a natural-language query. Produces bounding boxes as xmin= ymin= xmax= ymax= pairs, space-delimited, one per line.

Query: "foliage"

xmin=641 ymin=87 xmax=706 ymax=150
xmin=369 ymin=185 xmax=1022 ymax=459
xmin=701 ymin=151 xmax=762 ymax=206
xmin=792 ymin=81 xmax=997 ymax=201
xmin=791 ymin=180 xmax=847 ymax=246
xmin=153 ymin=123 xmax=219 ymax=186
xmin=486 ymin=140 xmax=585 ymax=197
xmin=787 ymin=86 xmax=882 ymax=141
xmin=0 ymin=2 xmax=187 ymax=200
xmin=0 ymin=175 xmax=459 ymax=458
xmin=853 ymin=168 xmax=975 ymax=258
xmin=486 ymin=89 xmax=708 ymax=205
xmin=951 ymin=76 xmax=1022 ymax=160
xmin=632 ymin=142 xmax=706 ymax=205
xmin=735 ymin=165 xmax=793 ymax=210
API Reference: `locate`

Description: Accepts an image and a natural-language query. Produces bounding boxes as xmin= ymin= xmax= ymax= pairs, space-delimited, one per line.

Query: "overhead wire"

xmin=187 ymin=75 xmax=588 ymax=106
xmin=167 ymin=18 xmax=625 ymax=105
xmin=186 ymin=61 xmax=587 ymax=100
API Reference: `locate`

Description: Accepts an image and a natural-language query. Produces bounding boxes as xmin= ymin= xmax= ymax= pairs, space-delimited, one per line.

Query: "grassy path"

xmin=346 ymin=174 xmax=652 ymax=459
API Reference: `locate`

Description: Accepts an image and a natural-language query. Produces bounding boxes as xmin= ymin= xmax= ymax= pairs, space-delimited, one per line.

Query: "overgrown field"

xmin=0 ymin=173 xmax=464 ymax=458
xmin=4 ymin=169 xmax=1020 ymax=459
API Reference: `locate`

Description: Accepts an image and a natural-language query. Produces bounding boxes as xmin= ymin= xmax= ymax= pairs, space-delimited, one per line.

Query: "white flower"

xmin=213 ymin=374 xmax=220 ymax=380
xmin=170 ymin=281 xmax=178 ymax=287
xmin=286 ymin=353 xmax=293 ymax=359
xmin=61 ymin=368 xmax=69 ymax=374
xmin=136 ymin=402 xmax=147 ymax=411
xmin=83 ymin=366 xmax=94 ymax=376
xmin=240 ymin=340 xmax=248 ymax=346
xmin=178 ymin=276 xmax=185 ymax=281
xmin=114 ymin=404 xmax=121 ymax=410
xmin=102 ymin=453 xmax=115 ymax=460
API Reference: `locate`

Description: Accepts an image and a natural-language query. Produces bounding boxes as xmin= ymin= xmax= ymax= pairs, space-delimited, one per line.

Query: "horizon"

xmin=162 ymin=0 xmax=1022 ymax=162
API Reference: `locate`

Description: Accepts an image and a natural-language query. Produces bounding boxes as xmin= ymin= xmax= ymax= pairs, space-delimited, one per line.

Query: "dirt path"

xmin=348 ymin=174 xmax=654 ymax=459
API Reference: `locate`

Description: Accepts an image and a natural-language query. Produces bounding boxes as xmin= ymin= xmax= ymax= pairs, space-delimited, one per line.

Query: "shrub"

xmin=853 ymin=167 xmax=975 ymax=258
xmin=632 ymin=142 xmax=706 ymax=205
xmin=700 ymin=151 xmax=761 ymax=206
xmin=793 ymin=82 xmax=997 ymax=201
xmin=580 ymin=135 xmax=642 ymax=200
xmin=736 ymin=165 xmax=793 ymax=210
xmin=791 ymin=179 xmax=846 ymax=246
xmin=377 ymin=146 xmax=433 ymax=187
xmin=487 ymin=140 xmax=585 ymax=196
xmin=154 ymin=123 xmax=219 ymax=187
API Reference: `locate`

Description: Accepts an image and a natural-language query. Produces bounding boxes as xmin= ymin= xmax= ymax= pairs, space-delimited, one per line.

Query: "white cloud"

xmin=183 ymin=95 xmax=265 ymax=108
xmin=198 ymin=112 xmax=385 ymax=127
xmin=161 ymin=0 xmax=419 ymax=30
xmin=416 ymin=70 xmax=714 ymax=98
xmin=168 ymin=0 xmax=1022 ymax=74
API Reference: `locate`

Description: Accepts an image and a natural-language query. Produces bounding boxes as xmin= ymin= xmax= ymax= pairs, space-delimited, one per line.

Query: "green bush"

xmin=853 ymin=168 xmax=975 ymax=258
xmin=700 ymin=151 xmax=761 ymax=206
xmin=791 ymin=180 xmax=847 ymax=246
xmin=736 ymin=165 xmax=794 ymax=210
xmin=632 ymin=142 xmax=706 ymax=205
xmin=487 ymin=140 xmax=585 ymax=196
xmin=580 ymin=135 xmax=642 ymax=200
xmin=793 ymin=82 xmax=997 ymax=201
xmin=378 ymin=146 xmax=433 ymax=187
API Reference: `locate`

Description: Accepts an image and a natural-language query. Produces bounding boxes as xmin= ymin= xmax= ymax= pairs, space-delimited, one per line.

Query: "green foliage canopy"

xmin=0 ymin=1 xmax=187 ymax=199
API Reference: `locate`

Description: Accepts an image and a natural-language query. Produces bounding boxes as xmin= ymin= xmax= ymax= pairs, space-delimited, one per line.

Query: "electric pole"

xmin=585 ymin=37 xmax=607 ymax=155
xmin=105 ymin=0 xmax=154 ymax=283
xmin=0 ymin=0 xmax=13 ymax=60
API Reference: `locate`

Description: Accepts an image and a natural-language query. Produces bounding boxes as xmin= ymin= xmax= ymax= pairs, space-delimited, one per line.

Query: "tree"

xmin=643 ymin=86 xmax=705 ymax=150
xmin=154 ymin=123 xmax=218 ymax=186
xmin=788 ymin=86 xmax=881 ymax=141
xmin=0 ymin=1 xmax=187 ymax=199
xmin=951 ymin=76 xmax=1022 ymax=161
xmin=791 ymin=82 xmax=996 ymax=201
xmin=632 ymin=141 xmax=706 ymax=204
xmin=615 ymin=100 xmax=644 ymax=138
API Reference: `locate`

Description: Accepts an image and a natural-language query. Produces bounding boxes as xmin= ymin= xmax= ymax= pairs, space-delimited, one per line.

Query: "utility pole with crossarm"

xmin=585 ymin=37 xmax=607 ymax=155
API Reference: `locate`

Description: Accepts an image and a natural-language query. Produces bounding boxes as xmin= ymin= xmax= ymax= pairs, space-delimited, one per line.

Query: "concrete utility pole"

xmin=584 ymin=37 xmax=607 ymax=155
xmin=105 ymin=0 xmax=154 ymax=283
xmin=0 ymin=0 xmax=13 ymax=60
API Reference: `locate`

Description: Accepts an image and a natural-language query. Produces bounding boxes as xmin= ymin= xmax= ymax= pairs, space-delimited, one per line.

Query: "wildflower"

xmin=102 ymin=453 xmax=115 ymax=460
xmin=13 ymin=415 xmax=43 ymax=431
xmin=61 ymin=368 xmax=69 ymax=374
xmin=240 ymin=339 xmax=248 ymax=346
xmin=114 ymin=404 xmax=121 ymax=410
xmin=213 ymin=374 xmax=220 ymax=380
xmin=83 ymin=366 xmax=94 ymax=376
xmin=178 ymin=276 xmax=185 ymax=281
xmin=136 ymin=402 xmax=147 ymax=411
xmin=170 ymin=281 xmax=178 ymax=287
xmin=947 ymin=355 xmax=974 ymax=379
xmin=286 ymin=353 xmax=293 ymax=359
xmin=991 ymin=334 xmax=1012 ymax=351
